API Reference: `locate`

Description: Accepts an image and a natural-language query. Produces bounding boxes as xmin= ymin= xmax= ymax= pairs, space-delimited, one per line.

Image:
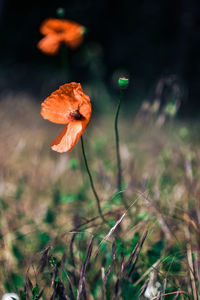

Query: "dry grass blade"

xmin=26 ymin=276 xmax=33 ymax=291
xmin=51 ymin=280 xmax=68 ymax=300
xmin=157 ymin=291 xmax=162 ymax=299
xmin=94 ymin=213 xmax=126 ymax=259
xmin=133 ymin=259 xmax=161 ymax=287
xmin=114 ymin=253 xmax=125 ymax=299
xmin=104 ymin=266 xmax=111 ymax=284
xmin=102 ymin=213 xmax=126 ymax=242
xmin=38 ymin=245 xmax=51 ymax=273
xmin=65 ymin=272 xmax=76 ymax=300
xmin=172 ymin=288 xmax=181 ymax=300
xmin=150 ymin=290 xmax=189 ymax=299
xmin=185 ymin=225 xmax=198 ymax=300
xmin=76 ymin=236 xmax=94 ymax=300
xmin=70 ymin=233 xmax=76 ymax=269
xmin=138 ymin=279 xmax=149 ymax=299
xmin=101 ymin=268 xmax=106 ymax=300
xmin=119 ymin=253 xmax=125 ymax=276
xmin=124 ymin=242 xmax=139 ymax=271
xmin=69 ymin=233 xmax=78 ymax=285
xmin=112 ymin=240 xmax=116 ymax=261
xmin=25 ymin=281 xmax=30 ymax=300
xmin=95 ymin=198 xmax=139 ymax=259
xmin=138 ymin=190 xmax=171 ymax=240
xmin=101 ymin=266 xmax=111 ymax=300
xmin=83 ymin=236 xmax=94 ymax=274
xmin=114 ymin=278 xmax=120 ymax=299
xmin=51 ymin=265 xmax=58 ymax=286
xmin=160 ymin=278 xmax=167 ymax=300
xmin=38 ymin=288 xmax=44 ymax=299
xmin=128 ymin=230 xmax=148 ymax=278
xmin=60 ymin=251 xmax=67 ymax=269
xmin=50 ymin=289 xmax=56 ymax=300
xmin=82 ymin=281 xmax=87 ymax=300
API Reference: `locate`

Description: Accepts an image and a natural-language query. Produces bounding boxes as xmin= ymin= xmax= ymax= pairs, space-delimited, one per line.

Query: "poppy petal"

xmin=50 ymin=121 xmax=87 ymax=153
xmin=37 ymin=34 xmax=61 ymax=55
xmin=63 ymin=32 xmax=83 ymax=49
xmin=41 ymin=83 xmax=91 ymax=124
xmin=62 ymin=22 xmax=84 ymax=49
xmin=40 ymin=18 xmax=64 ymax=35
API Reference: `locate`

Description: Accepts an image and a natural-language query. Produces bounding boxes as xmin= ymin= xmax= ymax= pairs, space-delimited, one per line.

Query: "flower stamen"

xmin=69 ymin=109 xmax=83 ymax=120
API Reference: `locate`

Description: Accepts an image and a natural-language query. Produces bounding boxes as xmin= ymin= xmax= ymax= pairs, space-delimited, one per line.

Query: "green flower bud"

xmin=82 ymin=26 xmax=88 ymax=35
xmin=118 ymin=77 xmax=129 ymax=89
xmin=56 ymin=7 xmax=65 ymax=18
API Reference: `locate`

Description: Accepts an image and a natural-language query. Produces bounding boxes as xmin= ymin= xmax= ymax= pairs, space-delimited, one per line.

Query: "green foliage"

xmin=39 ymin=232 xmax=50 ymax=248
xmin=1 ymin=111 xmax=200 ymax=299
xmin=15 ymin=231 xmax=25 ymax=241
xmin=44 ymin=207 xmax=55 ymax=224
xmin=52 ymin=188 xmax=61 ymax=205
xmin=20 ymin=291 xmax=26 ymax=300
xmin=0 ymin=197 xmax=8 ymax=210
xmin=60 ymin=193 xmax=76 ymax=204
xmin=69 ymin=158 xmax=78 ymax=170
xmin=121 ymin=278 xmax=140 ymax=299
xmin=115 ymin=238 xmax=127 ymax=257
xmin=110 ymin=192 xmax=122 ymax=205
xmin=95 ymin=140 xmax=104 ymax=152
xmin=11 ymin=273 xmax=24 ymax=289
xmin=48 ymin=256 xmax=58 ymax=267
xmin=32 ymin=284 xmax=40 ymax=300
xmin=179 ymin=127 xmax=189 ymax=140
xmin=165 ymin=102 xmax=177 ymax=117
xmin=163 ymin=255 xmax=182 ymax=273
xmin=147 ymin=240 xmax=165 ymax=265
xmin=12 ymin=245 xmax=23 ymax=264
xmin=136 ymin=212 xmax=148 ymax=221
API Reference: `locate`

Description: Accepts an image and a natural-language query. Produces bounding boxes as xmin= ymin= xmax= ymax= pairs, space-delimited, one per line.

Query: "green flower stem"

xmin=81 ymin=136 xmax=105 ymax=222
xmin=114 ymin=89 xmax=129 ymax=210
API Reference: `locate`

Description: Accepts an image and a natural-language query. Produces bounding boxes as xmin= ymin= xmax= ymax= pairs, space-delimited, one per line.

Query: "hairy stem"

xmin=81 ymin=136 xmax=106 ymax=222
xmin=114 ymin=89 xmax=129 ymax=209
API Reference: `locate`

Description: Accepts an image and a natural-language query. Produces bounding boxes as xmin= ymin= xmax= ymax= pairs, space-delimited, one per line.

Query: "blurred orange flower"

xmin=38 ymin=18 xmax=85 ymax=55
xmin=41 ymin=82 xmax=92 ymax=153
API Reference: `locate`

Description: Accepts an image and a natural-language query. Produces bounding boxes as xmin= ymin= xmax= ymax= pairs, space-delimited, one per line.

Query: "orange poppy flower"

xmin=38 ymin=18 xmax=85 ymax=55
xmin=41 ymin=82 xmax=92 ymax=153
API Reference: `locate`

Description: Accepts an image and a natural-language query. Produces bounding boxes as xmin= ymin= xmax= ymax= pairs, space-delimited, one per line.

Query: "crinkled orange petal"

xmin=40 ymin=18 xmax=65 ymax=35
xmin=41 ymin=83 xmax=91 ymax=124
xmin=64 ymin=34 xmax=83 ymax=49
xmin=39 ymin=18 xmax=84 ymax=50
xmin=37 ymin=34 xmax=61 ymax=55
xmin=62 ymin=23 xmax=84 ymax=49
xmin=50 ymin=120 xmax=87 ymax=153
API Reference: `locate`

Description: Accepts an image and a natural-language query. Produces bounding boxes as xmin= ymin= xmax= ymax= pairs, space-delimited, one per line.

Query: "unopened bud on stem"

xmin=118 ymin=77 xmax=129 ymax=89
xmin=56 ymin=7 xmax=65 ymax=18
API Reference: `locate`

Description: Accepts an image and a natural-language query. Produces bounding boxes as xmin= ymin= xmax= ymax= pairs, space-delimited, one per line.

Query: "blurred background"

xmin=1 ymin=1 xmax=200 ymax=298
xmin=1 ymin=0 xmax=200 ymax=116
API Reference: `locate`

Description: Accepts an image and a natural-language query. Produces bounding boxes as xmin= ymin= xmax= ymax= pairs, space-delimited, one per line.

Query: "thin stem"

xmin=114 ymin=89 xmax=129 ymax=210
xmin=81 ymin=136 xmax=106 ymax=222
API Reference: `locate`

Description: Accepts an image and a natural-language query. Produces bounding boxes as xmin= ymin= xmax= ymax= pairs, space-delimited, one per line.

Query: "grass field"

xmin=1 ymin=92 xmax=200 ymax=299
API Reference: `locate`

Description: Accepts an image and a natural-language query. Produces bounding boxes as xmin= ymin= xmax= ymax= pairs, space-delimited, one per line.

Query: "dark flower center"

xmin=69 ymin=110 xmax=83 ymax=120
xmin=55 ymin=28 xmax=65 ymax=34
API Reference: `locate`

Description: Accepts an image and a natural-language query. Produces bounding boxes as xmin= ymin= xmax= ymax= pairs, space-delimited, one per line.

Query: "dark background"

xmin=1 ymin=0 xmax=200 ymax=117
